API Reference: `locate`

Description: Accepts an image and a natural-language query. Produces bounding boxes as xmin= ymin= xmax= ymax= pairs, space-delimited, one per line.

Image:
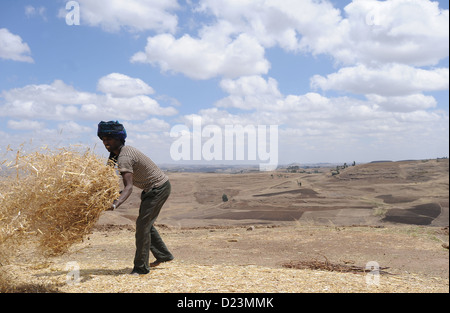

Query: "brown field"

xmin=2 ymin=159 xmax=449 ymax=293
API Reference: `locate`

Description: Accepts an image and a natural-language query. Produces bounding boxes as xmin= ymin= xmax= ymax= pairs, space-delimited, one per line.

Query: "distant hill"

xmin=160 ymin=164 xmax=260 ymax=173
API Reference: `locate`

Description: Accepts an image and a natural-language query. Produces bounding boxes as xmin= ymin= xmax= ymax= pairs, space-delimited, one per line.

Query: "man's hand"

xmin=107 ymin=172 xmax=133 ymax=211
xmin=108 ymin=202 xmax=117 ymax=211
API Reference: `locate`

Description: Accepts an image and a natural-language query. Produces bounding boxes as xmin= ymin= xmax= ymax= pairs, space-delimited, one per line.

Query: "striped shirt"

xmin=117 ymin=145 xmax=168 ymax=191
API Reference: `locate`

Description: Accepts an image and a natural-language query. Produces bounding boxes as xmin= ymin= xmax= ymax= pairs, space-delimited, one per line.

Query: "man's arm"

xmin=109 ymin=172 xmax=133 ymax=210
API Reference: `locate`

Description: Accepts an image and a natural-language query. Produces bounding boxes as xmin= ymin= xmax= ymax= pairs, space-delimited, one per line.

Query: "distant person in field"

xmin=98 ymin=121 xmax=174 ymax=275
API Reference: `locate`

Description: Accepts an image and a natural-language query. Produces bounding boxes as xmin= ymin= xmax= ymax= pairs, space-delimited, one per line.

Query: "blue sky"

xmin=0 ymin=0 xmax=448 ymax=166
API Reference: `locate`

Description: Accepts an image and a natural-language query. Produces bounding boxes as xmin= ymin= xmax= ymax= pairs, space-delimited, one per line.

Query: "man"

xmin=98 ymin=121 xmax=174 ymax=275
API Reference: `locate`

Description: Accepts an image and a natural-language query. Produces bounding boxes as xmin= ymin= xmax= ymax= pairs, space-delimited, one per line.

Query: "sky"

xmin=0 ymin=0 xmax=448 ymax=167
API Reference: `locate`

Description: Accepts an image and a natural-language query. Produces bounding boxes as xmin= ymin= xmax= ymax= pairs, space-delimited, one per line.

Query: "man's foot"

xmin=150 ymin=257 xmax=174 ymax=268
xmin=130 ymin=269 xmax=149 ymax=275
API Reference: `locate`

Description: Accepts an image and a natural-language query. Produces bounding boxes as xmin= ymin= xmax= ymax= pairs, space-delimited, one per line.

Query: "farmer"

xmin=97 ymin=121 xmax=174 ymax=275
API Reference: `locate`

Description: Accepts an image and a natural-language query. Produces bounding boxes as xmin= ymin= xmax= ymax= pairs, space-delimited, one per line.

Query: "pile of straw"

xmin=0 ymin=146 xmax=120 ymax=257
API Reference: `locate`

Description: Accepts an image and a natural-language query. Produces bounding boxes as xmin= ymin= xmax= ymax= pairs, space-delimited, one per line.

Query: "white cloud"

xmin=335 ymin=0 xmax=449 ymax=66
xmin=311 ymin=64 xmax=449 ymax=96
xmin=131 ymin=30 xmax=269 ymax=80
xmin=219 ymin=75 xmax=281 ymax=98
xmin=0 ymin=80 xmax=95 ymax=120
xmin=57 ymin=121 xmax=92 ymax=134
xmin=177 ymin=104 xmax=448 ymax=163
xmin=123 ymin=118 xmax=171 ymax=133
xmin=215 ymin=76 xmax=337 ymax=116
xmin=66 ymin=0 xmax=180 ymax=33
xmin=193 ymin=0 xmax=448 ymax=67
xmin=215 ymin=75 xmax=442 ymax=125
xmin=25 ymin=5 xmax=47 ymax=21
xmin=0 ymin=28 xmax=33 ymax=63
xmin=366 ymin=94 xmax=437 ymax=113
xmin=186 ymin=74 xmax=449 ymax=162
xmin=0 ymin=75 xmax=177 ymax=121
xmin=195 ymin=0 xmax=342 ymax=52
xmin=131 ymin=0 xmax=448 ymax=83
xmin=131 ymin=0 xmax=341 ymax=79
xmin=216 ymin=76 xmax=282 ymax=110
xmin=182 ymin=108 xmax=256 ymax=127
xmin=7 ymin=119 xmax=45 ymax=131
xmin=0 ymin=74 xmax=177 ymax=159
xmin=97 ymin=73 xmax=155 ymax=97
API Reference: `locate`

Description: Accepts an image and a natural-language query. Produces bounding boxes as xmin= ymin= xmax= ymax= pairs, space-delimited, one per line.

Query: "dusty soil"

xmin=2 ymin=159 xmax=449 ymax=293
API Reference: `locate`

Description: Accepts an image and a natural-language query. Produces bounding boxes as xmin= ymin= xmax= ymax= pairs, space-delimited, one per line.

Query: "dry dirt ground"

xmin=3 ymin=159 xmax=449 ymax=293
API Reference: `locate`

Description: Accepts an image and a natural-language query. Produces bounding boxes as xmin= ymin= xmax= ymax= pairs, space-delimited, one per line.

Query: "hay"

xmin=0 ymin=146 xmax=120 ymax=257
xmin=4 ymin=257 xmax=448 ymax=293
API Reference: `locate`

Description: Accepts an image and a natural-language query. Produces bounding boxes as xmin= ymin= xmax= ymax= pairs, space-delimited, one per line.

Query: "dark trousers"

xmin=133 ymin=180 xmax=173 ymax=274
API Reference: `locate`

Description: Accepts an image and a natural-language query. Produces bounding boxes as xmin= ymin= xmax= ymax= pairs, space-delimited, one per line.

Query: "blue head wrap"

xmin=97 ymin=121 xmax=127 ymax=143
